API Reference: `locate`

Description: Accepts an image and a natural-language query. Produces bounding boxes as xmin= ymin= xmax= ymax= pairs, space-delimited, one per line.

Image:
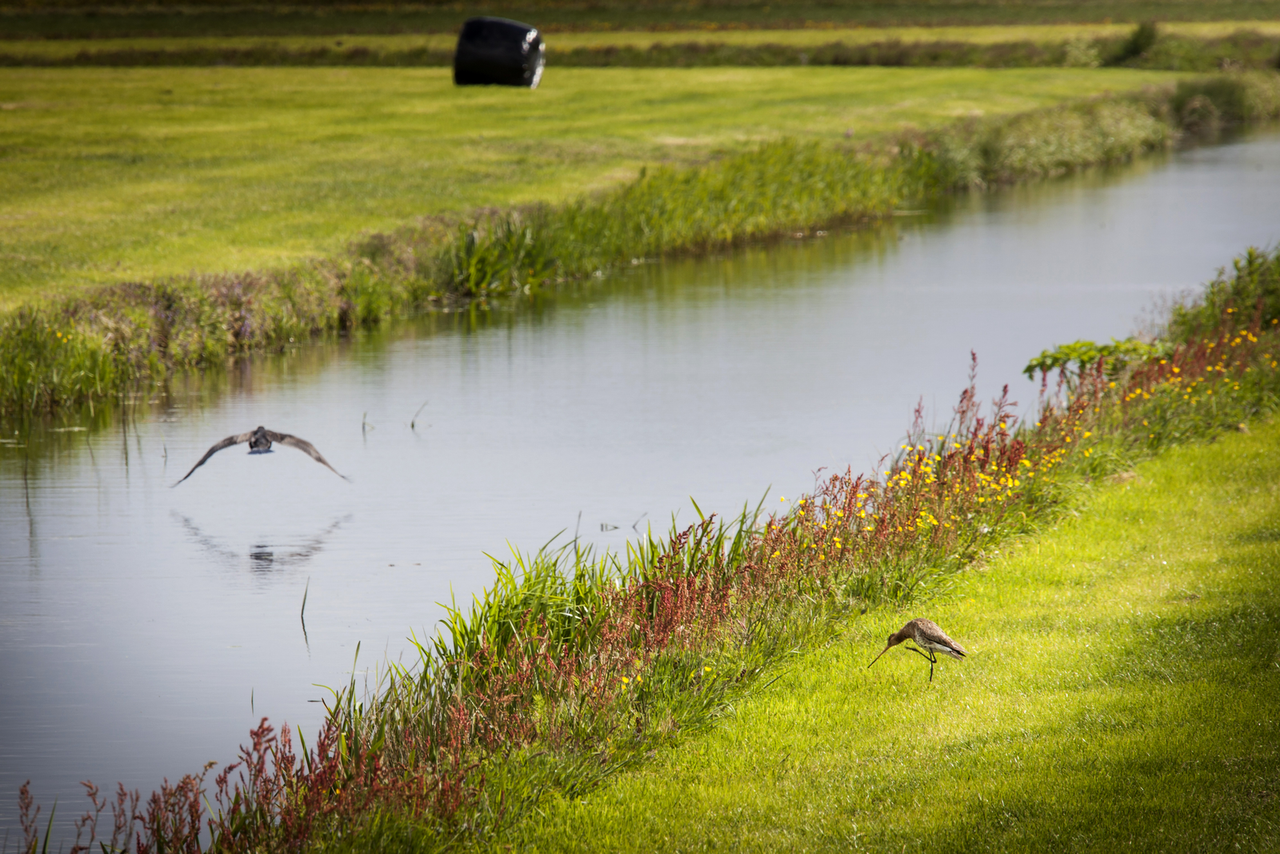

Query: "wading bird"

xmin=173 ymin=426 xmax=349 ymax=486
xmin=867 ymin=618 xmax=967 ymax=682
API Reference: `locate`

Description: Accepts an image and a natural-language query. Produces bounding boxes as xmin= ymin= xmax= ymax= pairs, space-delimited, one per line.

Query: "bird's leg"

xmin=927 ymin=649 xmax=937 ymax=682
xmin=905 ymin=645 xmax=933 ymax=662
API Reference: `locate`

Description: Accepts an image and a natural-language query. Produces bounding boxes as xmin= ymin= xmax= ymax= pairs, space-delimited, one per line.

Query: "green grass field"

xmin=513 ymin=418 xmax=1280 ymax=851
xmin=4 ymin=21 xmax=1280 ymax=61
xmin=8 ymin=1 xmax=1280 ymax=40
xmin=0 ymin=66 xmax=1181 ymax=308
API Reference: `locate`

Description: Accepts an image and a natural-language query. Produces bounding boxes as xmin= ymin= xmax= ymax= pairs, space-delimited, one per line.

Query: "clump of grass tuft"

xmin=443 ymin=139 xmax=910 ymax=298
xmin=1169 ymin=71 xmax=1280 ymax=125
xmin=1107 ymin=20 xmax=1161 ymax=65
xmin=0 ymin=256 xmax=444 ymax=416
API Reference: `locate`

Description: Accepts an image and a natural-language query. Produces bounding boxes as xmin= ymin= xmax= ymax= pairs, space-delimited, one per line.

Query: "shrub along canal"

xmin=2 ymin=125 xmax=1279 ymax=839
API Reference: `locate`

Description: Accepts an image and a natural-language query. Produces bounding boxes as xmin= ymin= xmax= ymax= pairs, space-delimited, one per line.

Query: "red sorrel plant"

xmin=17 ymin=767 xmax=207 ymax=854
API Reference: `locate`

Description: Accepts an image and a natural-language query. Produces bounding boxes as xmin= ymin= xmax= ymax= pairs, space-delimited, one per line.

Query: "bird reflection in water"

xmin=172 ymin=511 xmax=352 ymax=574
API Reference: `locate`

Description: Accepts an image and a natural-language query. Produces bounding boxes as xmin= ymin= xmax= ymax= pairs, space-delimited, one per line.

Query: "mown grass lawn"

xmin=8 ymin=1 xmax=1280 ymax=39
xmin=513 ymin=419 xmax=1280 ymax=851
xmin=0 ymin=66 xmax=1180 ymax=308
xmin=6 ymin=20 xmax=1280 ymax=60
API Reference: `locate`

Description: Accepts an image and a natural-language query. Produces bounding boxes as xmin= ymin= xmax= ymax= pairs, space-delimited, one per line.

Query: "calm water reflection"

xmin=3 ymin=128 xmax=1280 ymax=838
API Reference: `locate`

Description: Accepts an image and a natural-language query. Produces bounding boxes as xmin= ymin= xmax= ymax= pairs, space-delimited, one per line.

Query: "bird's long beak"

xmin=867 ymin=645 xmax=893 ymax=669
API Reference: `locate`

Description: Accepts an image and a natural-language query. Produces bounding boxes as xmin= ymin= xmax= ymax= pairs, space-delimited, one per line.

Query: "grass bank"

xmin=7 ymin=23 xmax=1280 ymax=73
xmin=553 ymin=27 xmax=1280 ymax=72
xmin=8 ymin=1 xmax=1280 ymax=40
xmin=3 ymin=67 xmax=1220 ymax=421
xmin=22 ymin=241 xmax=1280 ymax=853
xmin=512 ymin=385 xmax=1280 ymax=852
xmin=7 ymin=22 xmax=1280 ymax=61
xmin=5 ymin=71 xmax=1280 ymax=420
xmin=1 ymin=66 xmax=1166 ymax=304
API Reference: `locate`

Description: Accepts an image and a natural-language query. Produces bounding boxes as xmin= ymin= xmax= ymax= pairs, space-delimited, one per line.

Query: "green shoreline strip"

xmin=515 ymin=418 xmax=1280 ymax=852
xmin=4 ymin=27 xmax=1278 ymax=73
xmin=6 ymin=71 xmax=1280 ymax=421
xmin=9 ymin=2 xmax=1280 ymax=39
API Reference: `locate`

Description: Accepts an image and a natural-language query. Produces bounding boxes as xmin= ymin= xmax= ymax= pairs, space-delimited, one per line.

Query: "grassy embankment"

xmin=4 ymin=66 xmax=1168 ymax=304
xmin=8 ymin=0 xmax=1280 ymax=39
xmin=5 ymin=71 xmax=1280 ymax=420
xmin=24 ymin=242 xmax=1280 ymax=852
xmin=3 ymin=65 xmax=1224 ymax=419
xmin=5 ymin=21 xmax=1280 ymax=71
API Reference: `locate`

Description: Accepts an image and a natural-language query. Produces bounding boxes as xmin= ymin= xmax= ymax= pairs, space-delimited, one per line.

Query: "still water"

xmin=3 ymin=129 xmax=1280 ymax=838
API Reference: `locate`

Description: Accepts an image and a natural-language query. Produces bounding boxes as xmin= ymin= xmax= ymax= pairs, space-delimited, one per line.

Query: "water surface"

xmin=3 ymin=129 xmax=1279 ymax=839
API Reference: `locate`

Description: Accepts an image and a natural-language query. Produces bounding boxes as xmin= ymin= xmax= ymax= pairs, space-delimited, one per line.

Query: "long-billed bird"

xmin=173 ymin=426 xmax=349 ymax=486
xmin=867 ymin=618 xmax=967 ymax=682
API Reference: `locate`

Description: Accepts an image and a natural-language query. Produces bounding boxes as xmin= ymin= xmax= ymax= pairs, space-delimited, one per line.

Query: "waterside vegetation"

xmin=9 ymin=0 xmax=1280 ymax=40
xmin=512 ymin=360 xmax=1280 ymax=852
xmin=7 ymin=23 xmax=1280 ymax=72
xmin=5 ymin=70 xmax=1280 ymax=420
xmin=16 ymin=241 xmax=1280 ymax=852
xmin=555 ymin=26 xmax=1280 ymax=71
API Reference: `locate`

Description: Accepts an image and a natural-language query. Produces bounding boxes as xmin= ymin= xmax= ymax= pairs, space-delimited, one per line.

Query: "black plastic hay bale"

xmin=454 ymin=17 xmax=545 ymax=88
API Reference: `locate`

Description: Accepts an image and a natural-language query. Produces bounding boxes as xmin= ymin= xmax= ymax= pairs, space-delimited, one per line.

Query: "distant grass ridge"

xmin=554 ymin=30 xmax=1280 ymax=71
xmin=5 ymin=28 xmax=1280 ymax=71
xmin=9 ymin=1 xmax=1280 ymax=39
xmin=3 ymin=72 xmax=1279 ymax=420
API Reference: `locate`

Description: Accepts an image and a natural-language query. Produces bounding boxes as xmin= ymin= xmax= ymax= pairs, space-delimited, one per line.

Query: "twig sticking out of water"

xmin=410 ymin=401 xmax=428 ymax=431
xmin=301 ymin=578 xmax=310 ymax=651
xmin=361 ymin=412 xmax=373 ymax=435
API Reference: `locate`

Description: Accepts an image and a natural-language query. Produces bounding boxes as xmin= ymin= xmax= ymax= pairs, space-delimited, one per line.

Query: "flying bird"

xmin=173 ymin=426 xmax=349 ymax=486
xmin=867 ymin=617 xmax=967 ymax=682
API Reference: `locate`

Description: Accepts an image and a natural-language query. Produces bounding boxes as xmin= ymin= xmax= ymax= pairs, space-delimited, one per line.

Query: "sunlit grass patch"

xmin=10 ymin=1 xmax=1280 ymax=40
xmin=6 ymin=21 xmax=1280 ymax=57
xmin=6 ymin=21 xmax=1280 ymax=76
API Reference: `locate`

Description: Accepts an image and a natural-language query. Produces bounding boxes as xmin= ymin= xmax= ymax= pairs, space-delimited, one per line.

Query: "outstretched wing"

xmin=266 ymin=431 xmax=350 ymax=481
xmin=172 ymin=432 xmax=255 ymax=486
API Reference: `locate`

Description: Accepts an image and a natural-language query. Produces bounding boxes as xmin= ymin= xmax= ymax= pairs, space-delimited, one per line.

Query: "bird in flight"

xmin=867 ymin=617 xmax=967 ymax=682
xmin=173 ymin=426 xmax=349 ymax=486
